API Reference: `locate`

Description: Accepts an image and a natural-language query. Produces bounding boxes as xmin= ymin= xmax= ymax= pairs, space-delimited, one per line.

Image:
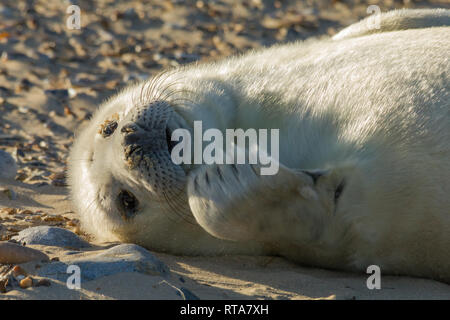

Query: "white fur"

xmin=333 ymin=8 xmax=450 ymax=40
xmin=69 ymin=9 xmax=450 ymax=282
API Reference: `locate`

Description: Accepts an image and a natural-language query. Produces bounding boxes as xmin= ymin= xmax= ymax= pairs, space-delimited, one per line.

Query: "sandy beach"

xmin=1 ymin=0 xmax=449 ymax=299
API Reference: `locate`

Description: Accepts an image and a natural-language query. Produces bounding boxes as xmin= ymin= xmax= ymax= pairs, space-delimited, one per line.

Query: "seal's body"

xmin=68 ymin=9 xmax=450 ymax=282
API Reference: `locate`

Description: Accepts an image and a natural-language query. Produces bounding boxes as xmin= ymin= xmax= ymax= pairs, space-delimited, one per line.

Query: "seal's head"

xmin=67 ymin=82 xmax=200 ymax=251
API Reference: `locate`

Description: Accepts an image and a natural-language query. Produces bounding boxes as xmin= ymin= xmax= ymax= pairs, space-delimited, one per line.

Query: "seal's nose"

xmin=120 ymin=118 xmax=171 ymax=170
xmin=121 ymin=122 xmax=138 ymax=134
xmin=112 ymin=101 xmax=187 ymax=195
xmin=121 ymin=122 xmax=142 ymax=146
xmin=121 ymin=121 xmax=167 ymax=148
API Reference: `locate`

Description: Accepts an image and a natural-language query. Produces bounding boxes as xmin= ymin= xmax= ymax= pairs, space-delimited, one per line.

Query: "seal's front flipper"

xmin=187 ymin=162 xmax=334 ymax=243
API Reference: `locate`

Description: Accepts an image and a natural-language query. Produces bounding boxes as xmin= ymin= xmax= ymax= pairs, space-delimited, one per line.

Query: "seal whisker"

xmin=161 ymin=189 xmax=196 ymax=226
xmin=169 ymin=195 xmax=196 ymax=224
xmin=155 ymin=80 xmax=184 ymax=100
xmin=137 ymin=68 xmax=181 ymax=108
xmin=160 ymin=90 xmax=196 ymax=106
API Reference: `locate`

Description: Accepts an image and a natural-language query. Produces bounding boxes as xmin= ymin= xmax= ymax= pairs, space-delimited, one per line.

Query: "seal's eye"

xmin=334 ymin=181 xmax=345 ymax=203
xmin=117 ymin=190 xmax=139 ymax=220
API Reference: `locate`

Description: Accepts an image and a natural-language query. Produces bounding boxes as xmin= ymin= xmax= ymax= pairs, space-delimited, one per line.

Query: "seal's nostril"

xmin=100 ymin=120 xmax=118 ymax=138
xmin=124 ymin=144 xmax=142 ymax=157
xmin=121 ymin=123 xmax=138 ymax=134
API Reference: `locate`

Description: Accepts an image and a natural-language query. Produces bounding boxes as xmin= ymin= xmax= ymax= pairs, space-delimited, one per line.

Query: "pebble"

xmin=45 ymin=89 xmax=69 ymax=101
xmin=12 ymin=226 xmax=91 ymax=249
xmin=67 ymin=87 xmax=77 ymax=98
xmin=0 ymin=150 xmax=18 ymax=180
xmin=0 ymin=242 xmax=49 ymax=264
xmin=36 ymin=244 xmax=170 ymax=282
xmin=12 ymin=265 xmax=27 ymax=278
xmin=16 ymin=274 xmax=25 ymax=281
xmin=122 ymin=73 xmax=147 ymax=82
xmin=0 ymin=187 xmax=17 ymax=200
xmin=0 ymin=279 xmax=7 ymax=293
xmin=51 ymin=179 xmax=66 ymax=187
xmin=123 ymin=8 xmax=139 ymax=20
xmin=18 ymin=106 xmax=29 ymax=114
xmin=19 ymin=276 xmax=33 ymax=289
xmin=0 ymin=6 xmax=13 ymax=18
xmin=36 ymin=278 xmax=51 ymax=287
xmin=15 ymin=79 xmax=33 ymax=92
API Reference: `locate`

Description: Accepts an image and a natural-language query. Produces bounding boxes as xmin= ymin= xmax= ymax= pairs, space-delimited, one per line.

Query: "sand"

xmin=1 ymin=0 xmax=449 ymax=300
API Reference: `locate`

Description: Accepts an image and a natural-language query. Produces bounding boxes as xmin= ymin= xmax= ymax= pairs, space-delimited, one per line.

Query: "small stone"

xmin=18 ymin=106 xmax=29 ymax=113
xmin=36 ymin=278 xmax=51 ymax=287
xmin=42 ymin=215 xmax=66 ymax=222
xmin=0 ymin=242 xmax=49 ymax=264
xmin=1 ymin=207 xmax=16 ymax=215
xmin=68 ymin=88 xmax=77 ymax=98
xmin=0 ymin=279 xmax=7 ymax=293
xmin=36 ymin=244 xmax=169 ymax=282
xmin=19 ymin=276 xmax=33 ymax=289
xmin=196 ymin=1 xmax=204 ymax=9
xmin=122 ymin=73 xmax=147 ymax=82
xmin=51 ymin=179 xmax=66 ymax=187
xmin=26 ymin=18 xmax=38 ymax=30
xmin=64 ymin=105 xmax=76 ymax=117
xmin=0 ymin=51 xmax=7 ymax=62
xmin=12 ymin=226 xmax=90 ymax=249
xmin=12 ymin=265 xmax=27 ymax=278
xmin=15 ymin=79 xmax=32 ymax=93
xmin=16 ymin=274 xmax=25 ymax=282
xmin=0 ymin=150 xmax=18 ymax=179
xmin=0 ymin=188 xmax=17 ymax=200
xmin=45 ymin=89 xmax=69 ymax=101
xmin=123 ymin=8 xmax=139 ymax=20
xmin=15 ymin=172 xmax=28 ymax=181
